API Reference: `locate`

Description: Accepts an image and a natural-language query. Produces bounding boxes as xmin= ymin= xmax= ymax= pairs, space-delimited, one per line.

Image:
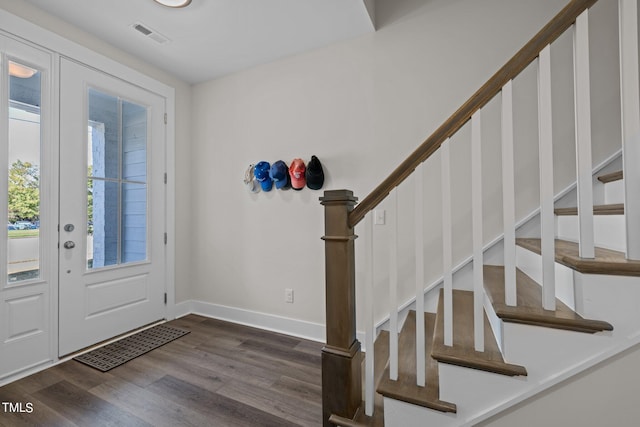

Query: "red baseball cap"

xmin=289 ymin=158 xmax=306 ymax=190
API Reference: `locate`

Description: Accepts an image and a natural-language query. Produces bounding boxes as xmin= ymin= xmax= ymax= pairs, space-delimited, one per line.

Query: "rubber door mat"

xmin=73 ymin=324 xmax=190 ymax=372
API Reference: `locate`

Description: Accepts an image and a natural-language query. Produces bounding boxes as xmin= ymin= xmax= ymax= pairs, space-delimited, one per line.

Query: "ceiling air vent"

xmin=131 ymin=22 xmax=170 ymax=45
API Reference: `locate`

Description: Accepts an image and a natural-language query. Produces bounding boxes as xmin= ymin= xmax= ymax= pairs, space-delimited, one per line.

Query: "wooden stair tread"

xmin=377 ymin=311 xmax=456 ymax=413
xmin=432 ymin=289 xmax=527 ymax=376
xmin=554 ymin=203 xmax=624 ymax=216
xmin=517 ymin=238 xmax=640 ymax=276
xmin=597 ymin=170 xmax=623 ymax=183
xmin=483 ymin=265 xmax=613 ymax=333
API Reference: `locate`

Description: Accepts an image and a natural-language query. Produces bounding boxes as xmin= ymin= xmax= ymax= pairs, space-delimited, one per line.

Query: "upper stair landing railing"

xmin=321 ymin=0 xmax=640 ymax=425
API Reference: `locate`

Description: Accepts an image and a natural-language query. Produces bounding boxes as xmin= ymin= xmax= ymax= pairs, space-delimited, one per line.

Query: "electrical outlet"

xmin=374 ymin=209 xmax=386 ymax=225
xmin=285 ymin=288 xmax=294 ymax=303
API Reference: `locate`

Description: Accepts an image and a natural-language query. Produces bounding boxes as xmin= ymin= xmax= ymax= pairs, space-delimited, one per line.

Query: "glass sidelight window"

xmin=87 ymin=88 xmax=148 ymax=269
xmin=7 ymin=61 xmax=41 ymax=283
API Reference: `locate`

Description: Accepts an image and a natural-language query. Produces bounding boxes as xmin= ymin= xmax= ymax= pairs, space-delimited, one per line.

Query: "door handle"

xmin=63 ymin=241 xmax=76 ymax=249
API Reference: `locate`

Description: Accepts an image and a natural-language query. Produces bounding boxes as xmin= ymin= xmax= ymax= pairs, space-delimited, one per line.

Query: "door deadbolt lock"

xmin=63 ymin=241 xmax=75 ymax=249
xmin=64 ymin=224 xmax=74 ymax=232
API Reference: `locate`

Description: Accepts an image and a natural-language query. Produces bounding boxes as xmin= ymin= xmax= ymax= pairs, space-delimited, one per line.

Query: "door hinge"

xmin=164 ymin=292 xmax=167 ymax=304
xmin=164 ymin=232 xmax=167 ymax=245
xmin=164 ymin=113 xmax=167 ymax=124
xmin=164 ymin=173 xmax=167 ymax=184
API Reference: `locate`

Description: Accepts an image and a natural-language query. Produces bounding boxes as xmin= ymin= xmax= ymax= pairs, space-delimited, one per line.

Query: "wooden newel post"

xmin=320 ymin=189 xmax=362 ymax=426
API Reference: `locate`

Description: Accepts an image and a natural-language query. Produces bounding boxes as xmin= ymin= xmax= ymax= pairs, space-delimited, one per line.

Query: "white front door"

xmin=58 ymin=58 xmax=166 ymax=356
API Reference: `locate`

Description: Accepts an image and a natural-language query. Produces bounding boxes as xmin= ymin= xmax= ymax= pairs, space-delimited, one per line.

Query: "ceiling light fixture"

xmin=8 ymin=62 xmax=37 ymax=79
xmin=153 ymin=0 xmax=191 ymax=8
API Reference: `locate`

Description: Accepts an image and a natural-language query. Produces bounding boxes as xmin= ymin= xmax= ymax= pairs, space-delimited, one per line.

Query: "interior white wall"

xmin=189 ymin=0 xmax=624 ymax=329
xmin=0 ymin=0 xmax=193 ymax=303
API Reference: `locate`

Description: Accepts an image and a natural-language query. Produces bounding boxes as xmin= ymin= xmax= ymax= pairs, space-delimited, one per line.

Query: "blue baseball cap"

xmin=269 ymin=160 xmax=290 ymax=189
xmin=254 ymin=161 xmax=273 ymax=191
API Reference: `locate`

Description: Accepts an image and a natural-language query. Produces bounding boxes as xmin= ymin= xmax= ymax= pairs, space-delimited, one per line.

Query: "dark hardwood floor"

xmin=0 ymin=315 xmax=324 ymax=426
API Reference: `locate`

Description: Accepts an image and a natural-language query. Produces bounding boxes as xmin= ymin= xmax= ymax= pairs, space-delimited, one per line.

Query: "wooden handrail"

xmin=348 ymin=0 xmax=598 ymax=228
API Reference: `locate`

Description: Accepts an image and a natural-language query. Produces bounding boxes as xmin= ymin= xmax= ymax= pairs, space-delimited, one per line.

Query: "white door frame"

xmin=0 ymin=7 xmax=176 ymax=383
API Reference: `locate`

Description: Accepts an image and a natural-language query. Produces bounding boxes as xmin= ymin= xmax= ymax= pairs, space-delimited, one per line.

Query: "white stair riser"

xmin=384 ymin=397 xmax=457 ymax=427
xmin=515 ymin=246 xmax=575 ymax=310
xmin=556 ymin=214 xmax=626 ymax=252
xmin=437 ymin=362 xmax=529 ymax=425
xmin=604 ymin=179 xmax=624 ymax=204
xmin=573 ymin=273 xmax=640 ymax=331
xmin=502 ymin=322 xmax=612 ymax=375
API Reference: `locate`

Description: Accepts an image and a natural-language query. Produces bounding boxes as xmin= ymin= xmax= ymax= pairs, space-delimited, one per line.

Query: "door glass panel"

xmin=122 ymin=183 xmax=147 ymax=264
xmin=7 ymin=61 xmax=41 ymax=284
xmin=87 ymin=88 xmax=148 ymax=270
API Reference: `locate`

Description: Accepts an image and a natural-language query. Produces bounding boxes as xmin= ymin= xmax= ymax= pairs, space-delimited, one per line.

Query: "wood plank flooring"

xmin=0 ymin=315 xmax=324 ymax=427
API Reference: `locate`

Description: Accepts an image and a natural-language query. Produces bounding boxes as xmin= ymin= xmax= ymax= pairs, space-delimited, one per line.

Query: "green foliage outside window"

xmin=8 ymin=160 xmax=39 ymax=222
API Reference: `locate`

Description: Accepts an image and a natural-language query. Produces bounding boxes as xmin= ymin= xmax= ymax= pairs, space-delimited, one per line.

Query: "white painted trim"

xmin=364 ymin=212 xmax=375 ymax=415
xmin=574 ymin=10 xmax=595 ymax=259
xmin=414 ymin=164 xmax=426 ymax=387
xmin=49 ymin=52 xmax=61 ymax=367
xmin=389 ymin=188 xmax=399 ymax=380
xmin=176 ymin=300 xmax=326 ymax=343
xmin=618 ymin=0 xmax=640 ymax=260
xmin=471 ymin=112 xmax=485 ymax=352
xmin=164 ymin=87 xmax=177 ymax=321
xmin=538 ymin=45 xmax=556 ymax=311
xmin=441 ymin=139 xmax=454 ymax=347
xmin=502 ymin=81 xmax=517 ymax=307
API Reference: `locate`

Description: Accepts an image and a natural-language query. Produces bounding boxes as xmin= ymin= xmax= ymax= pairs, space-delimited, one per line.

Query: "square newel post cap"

xmin=319 ymin=189 xmax=358 ymax=205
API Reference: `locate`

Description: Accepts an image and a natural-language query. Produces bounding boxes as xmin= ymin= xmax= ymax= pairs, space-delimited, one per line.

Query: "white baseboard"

xmin=175 ymin=300 xmax=327 ymax=343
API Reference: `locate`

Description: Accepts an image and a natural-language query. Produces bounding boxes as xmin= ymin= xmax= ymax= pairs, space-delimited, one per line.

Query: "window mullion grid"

xmin=117 ymin=98 xmax=123 ymax=266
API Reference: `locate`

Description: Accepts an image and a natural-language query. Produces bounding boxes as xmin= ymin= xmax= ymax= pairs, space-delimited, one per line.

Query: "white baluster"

xmin=502 ymin=81 xmax=517 ymax=307
xmin=472 ymin=111 xmax=485 ymax=352
xmin=389 ymin=188 xmax=398 ymax=381
xmin=619 ymin=0 xmax=640 ymax=260
xmin=364 ymin=212 xmax=375 ymax=416
xmin=441 ymin=139 xmax=453 ymax=347
xmin=538 ymin=45 xmax=556 ymax=311
xmin=574 ymin=9 xmax=595 ymax=259
xmin=415 ymin=164 xmax=425 ymax=387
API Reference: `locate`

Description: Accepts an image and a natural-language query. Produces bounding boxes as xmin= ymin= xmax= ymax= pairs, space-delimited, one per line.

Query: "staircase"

xmin=320 ymin=0 xmax=640 ymax=426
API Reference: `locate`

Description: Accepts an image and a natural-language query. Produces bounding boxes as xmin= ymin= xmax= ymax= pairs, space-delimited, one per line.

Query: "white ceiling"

xmin=25 ymin=0 xmax=375 ymax=84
